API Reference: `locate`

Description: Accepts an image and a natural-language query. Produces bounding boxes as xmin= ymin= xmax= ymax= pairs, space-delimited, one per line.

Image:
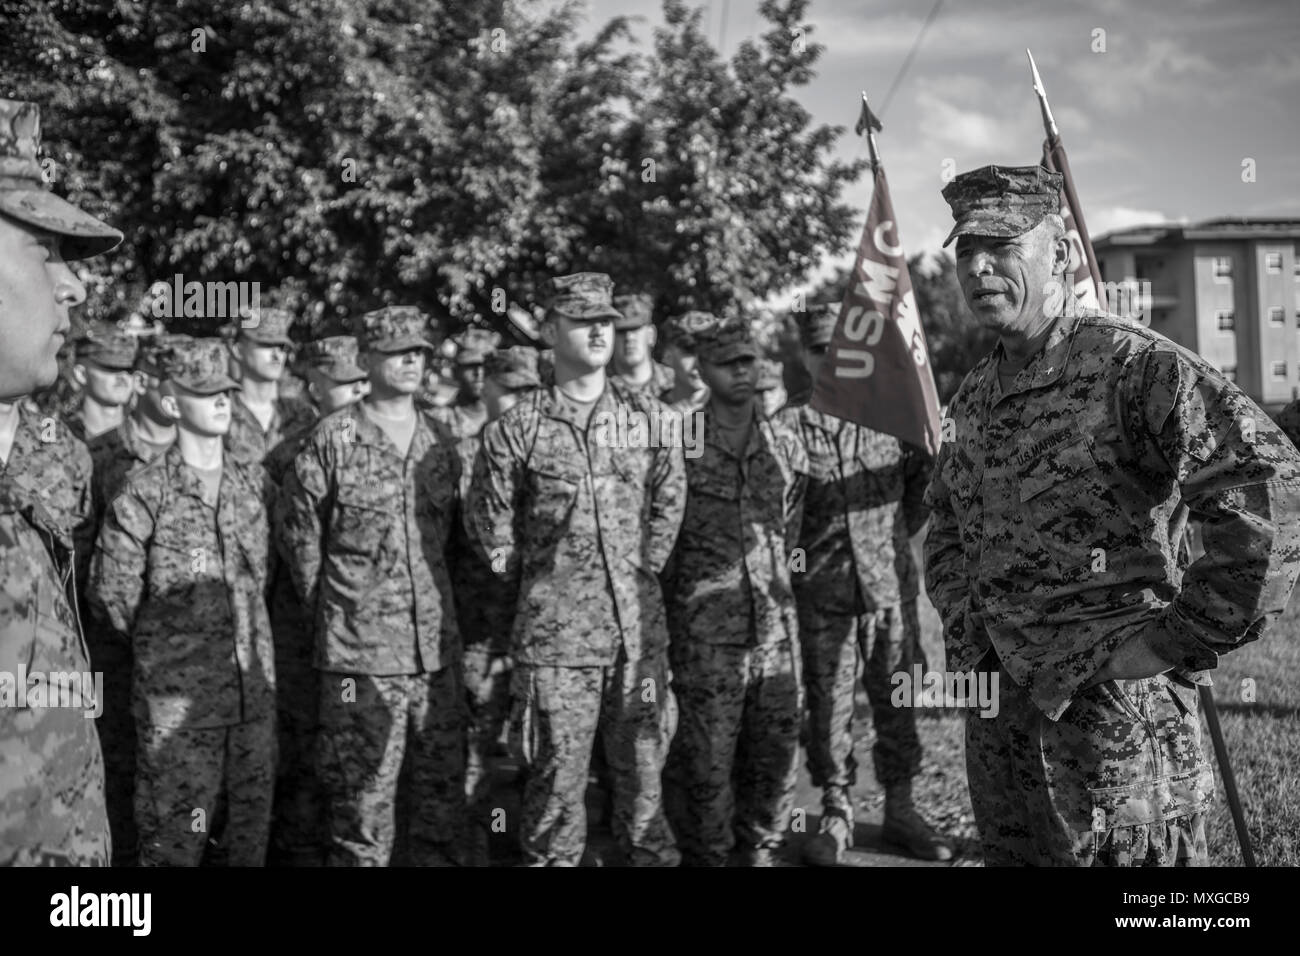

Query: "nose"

xmin=965 ymin=248 xmax=995 ymax=278
xmin=49 ymin=256 xmax=87 ymax=310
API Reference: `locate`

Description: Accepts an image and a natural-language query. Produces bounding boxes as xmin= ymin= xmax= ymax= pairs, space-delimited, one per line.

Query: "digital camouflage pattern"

xmin=510 ymin=659 xmax=678 ymax=866
xmin=1275 ymin=398 xmax=1300 ymax=451
xmin=352 ymin=305 xmax=438 ymax=353
xmin=466 ymin=381 xmax=685 ymax=667
xmin=2 ymin=401 xmax=95 ymax=592
xmin=427 ymin=401 xmax=487 ymax=441
xmin=0 ymin=98 xmax=123 ymax=260
xmin=966 ymin=661 xmax=1211 ymax=866
xmin=665 ymin=640 xmax=801 ymax=865
xmin=161 ymin=336 xmax=239 ymax=394
xmin=612 ymin=361 xmax=675 ymax=399
xmin=612 ymin=292 xmax=654 ymax=330
xmin=88 ymin=444 xmax=277 ymax=731
xmin=299 ymin=335 xmax=367 ymax=383
xmin=236 ymin=306 xmax=295 ymax=346
xmin=663 ymin=405 xmax=806 ymax=649
xmin=925 ymin=311 xmax=1300 ymax=863
xmin=74 ymin=323 xmax=139 ymax=370
xmin=315 ymin=668 xmax=467 ymax=866
xmin=0 ymin=482 xmax=109 ymax=866
xmin=277 ymin=405 xmax=462 ymax=675
xmin=134 ymin=717 xmax=275 ymax=866
xmin=543 ymin=271 xmax=622 ymax=321
xmin=941 ymin=163 xmax=1063 ymax=247
xmin=226 ymin=393 xmax=318 ymax=465
xmin=662 ymin=401 xmax=805 ymax=864
xmin=483 ymin=346 xmax=542 ymax=391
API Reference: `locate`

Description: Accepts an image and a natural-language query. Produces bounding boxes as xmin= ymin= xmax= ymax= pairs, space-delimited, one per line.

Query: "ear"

xmin=1050 ymin=231 xmax=1071 ymax=277
xmin=159 ymin=392 xmax=182 ymax=422
xmin=71 ymin=363 xmax=88 ymax=387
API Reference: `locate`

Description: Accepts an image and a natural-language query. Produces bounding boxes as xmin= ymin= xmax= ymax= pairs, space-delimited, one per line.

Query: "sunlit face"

xmin=663 ymin=343 xmax=704 ymax=392
xmin=237 ymin=339 xmax=288 ymax=383
xmin=698 ymin=355 xmax=757 ymax=407
xmin=0 ymin=215 xmax=86 ymax=401
xmin=614 ymin=325 xmax=655 ymax=373
xmin=365 ymin=347 xmax=427 ymax=395
xmin=456 ymin=362 xmax=485 ymax=399
xmin=77 ymin=359 xmax=136 ymax=407
xmin=546 ymin=314 xmax=613 ymax=372
xmin=162 ymin=384 xmax=233 ymax=436
xmin=953 ymin=219 xmax=1068 ymax=337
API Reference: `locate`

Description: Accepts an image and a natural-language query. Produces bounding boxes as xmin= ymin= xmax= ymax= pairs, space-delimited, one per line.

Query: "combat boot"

xmin=882 ymin=782 xmax=953 ymax=861
xmin=802 ymin=796 xmax=854 ymax=867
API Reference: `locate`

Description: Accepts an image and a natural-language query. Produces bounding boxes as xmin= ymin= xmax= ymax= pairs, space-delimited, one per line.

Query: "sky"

xmin=574 ymin=0 xmax=1300 ymax=281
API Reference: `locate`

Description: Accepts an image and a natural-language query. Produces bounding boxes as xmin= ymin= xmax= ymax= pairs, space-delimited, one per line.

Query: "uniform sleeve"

xmin=87 ymin=484 xmax=154 ymax=640
xmin=276 ymin=434 xmax=333 ymax=608
xmin=1130 ymin=348 xmax=1300 ymax=671
xmin=922 ymin=441 xmax=971 ymax=655
xmin=782 ymin=426 xmax=808 ymax=553
xmin=646 ymin=425 xmax=687 ymax=576
xmin=465 ymin=414 xmax=528 ymax=574
xmin=69 ymin=440 xmax=96 ymax=596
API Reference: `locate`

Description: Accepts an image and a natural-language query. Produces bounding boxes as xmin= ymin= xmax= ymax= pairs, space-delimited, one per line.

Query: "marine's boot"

xmin=882 ymin=781 xmax=954 ymax=861
xmin=802 ymin=791 xmax=855 ymax=867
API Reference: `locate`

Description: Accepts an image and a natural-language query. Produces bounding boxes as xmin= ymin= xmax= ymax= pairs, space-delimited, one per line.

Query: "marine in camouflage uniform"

xmin=427 ymin=327 xmax=495 ymax=440
xmin=451 ymin=346 xmax=540 ymax=863
xmin=64 ymin=323 xmax=139 ymax=448
xmin=225 ymin=307 xmax=317 ymax=465
xmin=466 ymin=273 xmax=685 ymax=867
xmin=0 ymin=97 xmax=121 ymax=866
xmin=781 ymin=304 xmax=952 ymax=865
xmin=79 ymin=334 xmax=184 ymax=866
xmin=263 ymin=335 xmax=368 ymax=866
xmin=662 ymin=317 xmax=806 ymax=866
xmin=925 ymin=164 xmax=1300 ymax=866
xmin=1275 ymin=399 xmax=1300 ymax=451
xmin=611 ymin=292 xmax=675 ymax=398
xmin=88 ymin=338 xmax=277 ymax=867
xmin=659 ymin=312 xmax=714 ymax=414
xmin=278 ymin=308 xmax=467 ymax=867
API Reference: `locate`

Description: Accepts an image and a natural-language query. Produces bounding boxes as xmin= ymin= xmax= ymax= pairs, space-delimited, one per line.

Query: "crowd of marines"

xmin=7 ymin=96 xmax=1300 ymax=869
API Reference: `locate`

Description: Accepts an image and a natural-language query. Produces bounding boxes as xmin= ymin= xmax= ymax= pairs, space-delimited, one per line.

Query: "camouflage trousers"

xmin=966 ymin=659 xmax=1212 ymax=866
xmin=268 ymin=574 xmax=321 ymax=865
xmin=316 ymin=667 xmax=468 ymax=867
xmin=798 ymin=601 xmax=924 ymax=813
xmin=665 ymin=640 xmax=803 ymax=866
xmin=135 ymin=716 xmax=275 ymax=867
xmin=86 ymin=630 xmax=138 ymax=865
xmin=463 ymin=646 xmax=512 ymax=814
xmin=510 ymin=655 xmax=679 ymax=867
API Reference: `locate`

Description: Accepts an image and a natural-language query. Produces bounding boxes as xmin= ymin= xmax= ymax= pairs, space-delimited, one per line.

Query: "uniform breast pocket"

xmin=530 ymin=465 xmax=584 ymax=511
xmin=1018 ymin=435 xmax=1116 ymax=577
xmin=333 ymin=482 xmax=395 ymax=557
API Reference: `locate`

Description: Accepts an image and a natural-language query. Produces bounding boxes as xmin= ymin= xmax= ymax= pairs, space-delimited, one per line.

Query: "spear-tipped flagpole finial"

xmin=1026 ymin=48 xmax=1059 ymax=142
xmin=857 ymin=91 xmax=883 ymax=172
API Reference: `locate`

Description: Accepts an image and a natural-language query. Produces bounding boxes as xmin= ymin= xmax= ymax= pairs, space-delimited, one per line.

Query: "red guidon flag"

xmin=810 ymin=165 xmax=942 ymax=455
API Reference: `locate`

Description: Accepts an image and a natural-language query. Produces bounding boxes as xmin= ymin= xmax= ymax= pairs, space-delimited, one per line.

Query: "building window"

xmin=1265 ymin=252 xmax=1284 ymax=274
xmin=1216 ymin=310 xmax=1235 ymax=331
xmin=1271 ymin=361 xmax=1288 ymax=379
xmin=1270 ymin=306 xmax=1286 ymax=326
xmin=1223 ymin=366 xmax=1237 ymax=382
xmin=1213 ymin=256 xmax=1232 ymax=279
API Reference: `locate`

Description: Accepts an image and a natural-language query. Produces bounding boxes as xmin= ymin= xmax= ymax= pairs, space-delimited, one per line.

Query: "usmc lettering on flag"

xmin=811 ymin=166 xmax=942 ymax=454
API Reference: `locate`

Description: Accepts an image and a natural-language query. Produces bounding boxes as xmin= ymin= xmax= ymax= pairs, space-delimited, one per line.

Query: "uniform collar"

xmin=702 ymin=400 xmax=768 ymax=462
xmin=991 ymin=313 xmax=1081 ymax=399
xmin=350 ymin=400 xmax=439 ymax=459
xmin=539 ymin=381 xmax=620 ymax=431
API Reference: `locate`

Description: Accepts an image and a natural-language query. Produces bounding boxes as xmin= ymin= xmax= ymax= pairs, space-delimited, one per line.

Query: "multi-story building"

xmin=1094 ymin=218 xmax=1300 ymax=412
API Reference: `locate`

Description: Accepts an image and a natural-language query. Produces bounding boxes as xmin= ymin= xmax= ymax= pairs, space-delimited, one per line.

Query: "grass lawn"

xmin=901 ymin=539 xmax=1300 ymax=866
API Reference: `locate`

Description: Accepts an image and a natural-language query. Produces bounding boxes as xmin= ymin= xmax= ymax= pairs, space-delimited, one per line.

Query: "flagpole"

xmin=858 ymin=91 xmax=882 ymax=174
xmin=1026 ymin=49 xmax=1105 ymax=308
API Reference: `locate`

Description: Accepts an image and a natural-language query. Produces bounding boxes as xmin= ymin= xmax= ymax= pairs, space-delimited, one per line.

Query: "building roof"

xmin=1096 ymin=217 xmax=1300 ymax=248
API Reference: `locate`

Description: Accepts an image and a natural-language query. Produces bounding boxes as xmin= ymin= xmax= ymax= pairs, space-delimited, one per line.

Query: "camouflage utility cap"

xmin=302 ymin=335 xmax=366 ymax=382
xmin=695 ymin=316 xmax=759 ymax=365
xmin=485 ymin=346 xmax=542 ymax=390
xmin=138 ymin=332 xmax=194 ymax=377
xmin=354 ymin=306 xmax=438 ymax=353
xmin=796 ymin=303 xmax=839 ymax=348
xmin=75 ymin=323 xmax=139 ymax=370
xmin=545 ymin=272 xmax=621 ymax=322
xmin=613 ymin=293 xmax=654 ymax=331
xmin=663 ymin=311 xmax=717 ymax=353
xmin=0 ymin=99 xmax=123 ymax=259
xmin=942 ymin=164 xmax=1063 ymax=247
xmin=453 ymin=327 xmax=500 ymax=366
xmin=237 ymin=306 xmax=295 ymax=347
xmin=161 ymin=337 xmax=239 ymax=395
